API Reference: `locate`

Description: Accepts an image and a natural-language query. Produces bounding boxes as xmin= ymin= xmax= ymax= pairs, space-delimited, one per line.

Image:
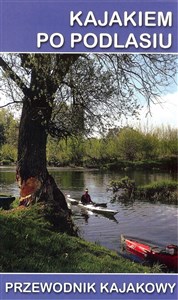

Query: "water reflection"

xmin=69 ymin=202 xmax=119 ymax=224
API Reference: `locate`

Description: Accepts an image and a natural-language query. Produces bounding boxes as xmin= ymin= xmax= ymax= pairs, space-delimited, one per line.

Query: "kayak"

xmin=66 ymin=195 xmax=107 ymax=207
xmin=66 ymin=195 xmax=118 ymax=216
xmin=78 ymin=202 xmax=118 ymax=216
xmin=0 ymin=195 xmax=16 ymax=209
xmin=121 ymin=235 xmax=178 ymax=271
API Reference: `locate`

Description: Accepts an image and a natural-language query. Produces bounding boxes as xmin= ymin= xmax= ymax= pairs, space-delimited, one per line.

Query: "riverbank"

xmin=95 ymin=156 xmax=178 ymax=173
xmin=109 ymin=177 xmax=178 ymax=204
xmin=0 ymin=204 xmax=155 ymax=273
xmin=1 ymin=156 xmax=177 ymax=173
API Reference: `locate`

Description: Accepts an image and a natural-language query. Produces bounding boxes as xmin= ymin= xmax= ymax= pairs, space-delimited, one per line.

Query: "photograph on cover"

xmin=0 ymin=53 xmax=177 ymax=275
xmin=0 ymin=1 xmax=178 ymax=299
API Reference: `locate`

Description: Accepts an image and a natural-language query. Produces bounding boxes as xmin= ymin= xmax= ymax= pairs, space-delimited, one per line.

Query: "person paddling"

xmin=81 ymin=188 xmax=94 ymax=205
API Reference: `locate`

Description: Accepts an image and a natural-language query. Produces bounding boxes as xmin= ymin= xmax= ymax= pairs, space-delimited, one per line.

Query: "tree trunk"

xmin=16 ymin=96 xmax=70 ymax=223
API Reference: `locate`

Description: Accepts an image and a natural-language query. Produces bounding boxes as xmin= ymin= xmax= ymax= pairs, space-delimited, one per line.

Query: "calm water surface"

xmin=0 ymin=167 xmax=177 ymax=252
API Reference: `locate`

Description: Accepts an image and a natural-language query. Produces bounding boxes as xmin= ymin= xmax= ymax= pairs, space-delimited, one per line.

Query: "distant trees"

xmin=115 ymin=128 xmax=144 ymax=161
xmin=0 ymin=109 xmax=178 ymax=173
xmin=0 ymin=108 xmax=177 ymax=167
xmin=0 ymin=123 xmax=5 ymax=146
xmin=0 ymin=109 xmax=18 ymax=163
xmin=47 ymin=135 xmax=85 ymax=166
xmin=46 ymin=125 xmax=178 ymax=166
xmin=154 ymin=126 xmax=178 ymax=156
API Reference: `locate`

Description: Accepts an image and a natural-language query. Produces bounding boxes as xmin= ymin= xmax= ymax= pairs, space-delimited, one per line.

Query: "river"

xmin=0 ymin=167 xmax=177 ymax=253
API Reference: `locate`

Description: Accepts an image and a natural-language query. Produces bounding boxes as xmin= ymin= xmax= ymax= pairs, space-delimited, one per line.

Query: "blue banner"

xmin=0 ymin=273 xmax=177 ymax=300
xmin=0 ymin=0 xmax=177 ymax=52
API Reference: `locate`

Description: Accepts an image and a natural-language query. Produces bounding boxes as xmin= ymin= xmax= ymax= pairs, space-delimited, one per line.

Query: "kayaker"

xmin=81 ymin=188 xmax=94 ymax=205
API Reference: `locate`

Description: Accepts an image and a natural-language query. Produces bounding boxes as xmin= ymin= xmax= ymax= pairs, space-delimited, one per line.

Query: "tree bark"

xmin=16 ymin=96 xmax=69 ymax=214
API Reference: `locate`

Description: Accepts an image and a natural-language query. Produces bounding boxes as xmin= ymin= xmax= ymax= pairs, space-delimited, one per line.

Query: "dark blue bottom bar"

xmin=0 ymin=273 xmax=177 ymax=300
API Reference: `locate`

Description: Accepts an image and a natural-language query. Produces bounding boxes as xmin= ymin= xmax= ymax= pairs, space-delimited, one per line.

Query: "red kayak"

xmin=121 ymin=235 xmax=178 ymax=271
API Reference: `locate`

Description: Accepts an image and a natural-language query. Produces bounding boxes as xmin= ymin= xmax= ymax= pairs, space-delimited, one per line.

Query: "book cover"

xmin=0 ymin=1 xmax=177 ymax=299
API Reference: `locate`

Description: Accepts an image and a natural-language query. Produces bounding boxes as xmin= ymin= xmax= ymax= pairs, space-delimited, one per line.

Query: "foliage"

xmin=0 ymin=109 xmax=19 ymax=146
xmin=154 ymin=126 xmax=178 ymax=156
xmin=109 ymin=177 xmax=178 ymax=204
xmin=0 ymin=108 xmax=177 ymax=169
xmin=0 ymin=205 xmax=154 ymax=273
xmin=46 ymin=125 xmax=178 ymax=169
xmin=0 ymin=123 xmax=5 ymax=146
xmin=110 ymin=176 xmax=136 ymax=194
xmin=47 ymin=135 xmax=85 ymax=166
xmin=0 ymin=144 xmax=17 ymax=163
xmin=47 ymin=138 xmax=70 ymax=166
xmin=0 ymin=109 xmax=18 ymax=163
xmin=137 ymin=180 xmax=178 ymax=203
xmin=116 ymin=128 xmax=144 ymax=161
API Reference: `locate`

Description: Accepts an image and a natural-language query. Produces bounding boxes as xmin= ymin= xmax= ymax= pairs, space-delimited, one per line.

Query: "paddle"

xmin=93 ymin=203 xmax=107 ymax=208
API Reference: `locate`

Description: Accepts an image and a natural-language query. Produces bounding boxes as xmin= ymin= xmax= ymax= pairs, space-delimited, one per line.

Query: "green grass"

xmin=0 ymin=204 xmax=154 ymax=273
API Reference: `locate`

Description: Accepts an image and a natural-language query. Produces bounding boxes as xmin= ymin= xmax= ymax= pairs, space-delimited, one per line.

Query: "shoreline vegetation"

xmin=0 ymin=109 xmax=177 ymax=173
xmin=0 ymin=155 xmax=177 ymax=172
xmin=109 ymin=177 xmax=178 ymax=205
xmin=0 ymin=204 xmax=159 ymax=273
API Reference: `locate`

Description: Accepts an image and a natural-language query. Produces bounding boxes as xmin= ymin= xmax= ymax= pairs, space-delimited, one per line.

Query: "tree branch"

xmin=0 ymin=101 xmax=22 ymax=108
xmin=0 ymin=57 xmax=28 ymax=96
xmin=53 ymin=54 xmax=80 ymax=82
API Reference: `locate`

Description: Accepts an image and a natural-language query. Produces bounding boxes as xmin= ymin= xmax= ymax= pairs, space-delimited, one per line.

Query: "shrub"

xmin=137 ymin=181 xmax=178 ymax=203
xmin=109 ymin=177 xmax=178 ymax=204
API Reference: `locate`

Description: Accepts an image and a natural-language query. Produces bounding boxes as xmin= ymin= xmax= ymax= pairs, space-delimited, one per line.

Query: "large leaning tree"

xmin=0 ymin=54 xmax=177 ymax=216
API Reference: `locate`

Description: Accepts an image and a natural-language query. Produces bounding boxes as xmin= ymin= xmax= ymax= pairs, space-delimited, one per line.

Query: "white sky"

xmin=135 ymin=91 xmax=178 ymax=128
